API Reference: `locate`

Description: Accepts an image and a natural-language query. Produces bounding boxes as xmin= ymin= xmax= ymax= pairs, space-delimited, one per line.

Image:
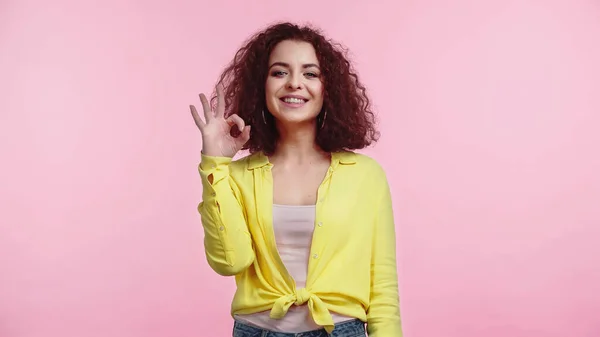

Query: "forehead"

xmin=269 ymin=40 xmax=319 ymax=66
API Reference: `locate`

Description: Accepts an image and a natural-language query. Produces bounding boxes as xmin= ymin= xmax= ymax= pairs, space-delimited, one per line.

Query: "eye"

xmin=270 ymin=70 xmax=287 ymax=77
xmin=305 ymin=72 xmax=319 ymax=78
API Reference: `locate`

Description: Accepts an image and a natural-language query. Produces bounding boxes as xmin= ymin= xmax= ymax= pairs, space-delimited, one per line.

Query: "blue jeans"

xmin=232 ymin=319 xmax=366 ymax=337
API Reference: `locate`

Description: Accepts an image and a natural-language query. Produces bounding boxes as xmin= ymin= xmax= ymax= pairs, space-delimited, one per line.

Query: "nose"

xmin=286 ymin=73 xmax=302 ymax=90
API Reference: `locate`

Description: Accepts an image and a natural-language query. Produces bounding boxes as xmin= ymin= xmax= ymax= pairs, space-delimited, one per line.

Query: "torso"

xmin=226 ymin=150 xmax=389 ymax=332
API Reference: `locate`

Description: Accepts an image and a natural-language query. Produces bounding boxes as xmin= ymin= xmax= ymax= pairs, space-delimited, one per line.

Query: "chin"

xmin=272 ymin=106 xmax=318 ymax=124
xmin=274 ymin=112 xmax=317 ymax=125
xmin=279 ymin=116 xmax=316 ymax=125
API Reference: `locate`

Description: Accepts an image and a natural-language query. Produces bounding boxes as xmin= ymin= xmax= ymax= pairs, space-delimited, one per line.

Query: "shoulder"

xmin=334 ymin=151 xmax=390 ymax=190
xmin=336 ymin=151 xmax=387 ymax=175
xmin=228 ymin=151 xmax=268 ymax=174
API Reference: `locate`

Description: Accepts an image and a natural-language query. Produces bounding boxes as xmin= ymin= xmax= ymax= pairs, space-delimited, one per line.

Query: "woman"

xmin=190 ymin=22 xmax=402 ymax=337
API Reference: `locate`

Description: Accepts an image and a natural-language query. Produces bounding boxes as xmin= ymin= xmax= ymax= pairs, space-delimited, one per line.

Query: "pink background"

xmin=1 ymin=0 xmax=599 ymax=336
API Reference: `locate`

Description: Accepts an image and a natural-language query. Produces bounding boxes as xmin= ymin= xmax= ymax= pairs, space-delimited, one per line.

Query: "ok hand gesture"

xmin=190 ymin=85 xmax=251 ymax=158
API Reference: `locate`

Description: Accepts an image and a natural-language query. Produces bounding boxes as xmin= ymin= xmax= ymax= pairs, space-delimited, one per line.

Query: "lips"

xmin=280 ymin=95 xmax=308 ymax=104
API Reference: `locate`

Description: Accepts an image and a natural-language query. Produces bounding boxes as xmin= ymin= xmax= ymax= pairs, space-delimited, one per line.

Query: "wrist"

xmin=201 ymin=148 xmax=233 ymax=158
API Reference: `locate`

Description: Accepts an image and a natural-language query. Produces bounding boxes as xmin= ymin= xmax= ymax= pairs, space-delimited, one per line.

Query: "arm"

xmin=197 ymin=154 xmax=255 ymax=276
xmin=366 ymin=174 xmax=403 ymax=336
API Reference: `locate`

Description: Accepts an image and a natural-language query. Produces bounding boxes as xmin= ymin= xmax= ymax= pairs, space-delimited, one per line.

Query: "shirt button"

xmin=211 ymin=192 xmax=216 ymax=197
xmin=317 ymin=222 xmax=323 ymax=227
xmin=219 ymin=226 xmax=224 ymax=231
xmin=312 ymin=254 xmax=318 ymax=259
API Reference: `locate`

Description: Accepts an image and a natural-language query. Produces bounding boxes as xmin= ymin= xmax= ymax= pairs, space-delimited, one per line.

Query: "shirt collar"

xmin=247 ymin=152 xmax=269 ymax=169
xmin=247 ymin=151 xmax=356 ymax=170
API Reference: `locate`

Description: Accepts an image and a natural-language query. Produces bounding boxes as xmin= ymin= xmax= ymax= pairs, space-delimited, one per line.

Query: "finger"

xmin=227 ymin=114 xmax=246 ymax=135
xmin=199 ymin=93 xmax=212 ymax=121
xmin=190 ymin=105 xmax=205 ymax=131
xmin=235 ymin=126 xmax=251 ymax=147
xmin=241 ymin=125 xmax=251 ymax=142
xmin=216 ymin=84 xmax=225 ymax=118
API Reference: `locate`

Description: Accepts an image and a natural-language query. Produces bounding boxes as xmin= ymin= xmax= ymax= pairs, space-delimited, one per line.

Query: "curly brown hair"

xmin=211 ymin=22 xmax=379 ymax=155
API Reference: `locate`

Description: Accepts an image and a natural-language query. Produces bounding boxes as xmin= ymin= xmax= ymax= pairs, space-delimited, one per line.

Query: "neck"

xmin=271 ymin=121 xmax=326 ymax=165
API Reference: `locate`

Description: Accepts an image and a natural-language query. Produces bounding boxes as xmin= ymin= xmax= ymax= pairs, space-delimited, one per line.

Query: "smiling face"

xmin=265 ymin=40 xmax=324 ymax=127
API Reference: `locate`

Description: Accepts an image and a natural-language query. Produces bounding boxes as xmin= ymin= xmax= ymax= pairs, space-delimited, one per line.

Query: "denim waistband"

xmin=232 ymin=318 xmax=366 ymax=337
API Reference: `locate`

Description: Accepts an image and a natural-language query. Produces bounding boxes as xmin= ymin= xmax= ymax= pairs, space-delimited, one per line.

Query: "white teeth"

xmin=283 ymin=97 xmax=305 ymax=104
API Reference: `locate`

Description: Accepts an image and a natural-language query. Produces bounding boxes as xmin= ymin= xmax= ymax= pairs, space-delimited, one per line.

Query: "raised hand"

xmin=190 ymin=85 xmax=251 ymax=158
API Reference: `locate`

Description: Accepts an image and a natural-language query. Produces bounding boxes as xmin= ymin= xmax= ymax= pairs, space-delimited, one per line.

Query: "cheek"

xmin=264 ymin=80 xmax=279 ymax=111
xmin=266 ymin=76 xmax=281 ymax=90
xmin=310 ymin=83 xmax=324 ymax=101
xmin=265 ymin=79 xmax=275 ymax=96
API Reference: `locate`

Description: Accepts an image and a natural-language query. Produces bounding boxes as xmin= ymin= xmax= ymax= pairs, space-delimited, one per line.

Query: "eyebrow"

xmin=268 ymin=62 xmax=320 ymax=70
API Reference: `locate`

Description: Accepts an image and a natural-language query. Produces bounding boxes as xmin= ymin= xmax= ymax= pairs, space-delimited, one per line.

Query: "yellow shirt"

xmin=197 ymin=151 xmax=402 ymax=336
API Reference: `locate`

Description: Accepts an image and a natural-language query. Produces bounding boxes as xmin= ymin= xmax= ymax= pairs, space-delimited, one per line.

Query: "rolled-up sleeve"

xmin=197 ymin=154 xmax=255 ymax=276
xmin=366 ymin=173 xmax=403 ymax=337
